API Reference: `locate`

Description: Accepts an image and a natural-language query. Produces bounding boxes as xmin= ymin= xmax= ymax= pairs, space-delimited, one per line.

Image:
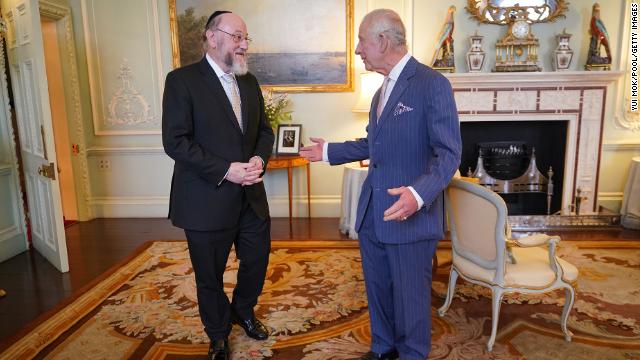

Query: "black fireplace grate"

xmin=477 ymin=141 xmax=529 ymax=180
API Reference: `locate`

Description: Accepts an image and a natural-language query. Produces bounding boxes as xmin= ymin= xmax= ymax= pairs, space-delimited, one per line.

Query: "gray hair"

xmin=363 ymin=9 xmax=407 ymax=47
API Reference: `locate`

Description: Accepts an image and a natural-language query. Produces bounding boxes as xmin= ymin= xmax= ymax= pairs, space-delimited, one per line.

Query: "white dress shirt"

xmin=206 ymin=54 xmax=263 ymax=184
xmin=206 ymin=53 xmax=242 ymax=113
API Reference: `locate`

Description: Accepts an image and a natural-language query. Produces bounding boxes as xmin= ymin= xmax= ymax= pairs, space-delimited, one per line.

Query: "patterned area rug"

xmin=2 ymin=240 xmax=639 ymax=359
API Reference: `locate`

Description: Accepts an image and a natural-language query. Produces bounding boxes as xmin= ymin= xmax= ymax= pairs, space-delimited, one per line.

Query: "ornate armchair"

xmin=437 ymin=179 xmax=579 ymax=351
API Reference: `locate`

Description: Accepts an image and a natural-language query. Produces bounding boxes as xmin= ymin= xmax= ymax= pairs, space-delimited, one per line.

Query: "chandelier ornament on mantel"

xmin=465 ymin=0 xmax=569 ymax=24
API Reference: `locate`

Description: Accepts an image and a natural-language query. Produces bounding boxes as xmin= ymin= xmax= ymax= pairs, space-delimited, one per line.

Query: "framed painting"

xmin=168 ymin=0 xmax=354 ymax=93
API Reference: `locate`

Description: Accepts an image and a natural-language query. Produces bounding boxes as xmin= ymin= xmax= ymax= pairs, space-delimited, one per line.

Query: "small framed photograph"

xmin=276 ymin=124 xmax=302 ymax=156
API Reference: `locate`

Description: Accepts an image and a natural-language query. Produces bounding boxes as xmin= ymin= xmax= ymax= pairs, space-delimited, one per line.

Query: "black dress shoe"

xmin=360 ymin=349 xmax=399 ymax=360
xmin=208 ymin=339 xmax=229 ymax=360
xmin=230 ymin=311 xmax=269 ymax=340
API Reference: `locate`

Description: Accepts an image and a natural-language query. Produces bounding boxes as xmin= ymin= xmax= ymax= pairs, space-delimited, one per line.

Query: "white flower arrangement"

xmin=262 ymin=90 xmax=292 ymax=130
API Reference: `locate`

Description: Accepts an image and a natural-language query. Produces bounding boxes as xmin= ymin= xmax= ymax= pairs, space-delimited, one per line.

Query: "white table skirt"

xmin=621 ymin=156 xmax=640 ymax=229
xmin=339 ymin=164 xmax=368 ymax=239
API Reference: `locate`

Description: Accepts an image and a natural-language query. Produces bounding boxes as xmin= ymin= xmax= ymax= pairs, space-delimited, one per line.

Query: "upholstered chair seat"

xmin=438 ymin=179 xmax=578 ymax=351
xmin=453 ymin=246 xmax=578 ymax=288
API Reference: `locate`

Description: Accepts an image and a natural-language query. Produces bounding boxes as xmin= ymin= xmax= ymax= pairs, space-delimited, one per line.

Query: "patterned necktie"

xmin=376 ymin=76 xmax=390 ymax=120
xmin=222 ymin=73 xmax=243 ymax=132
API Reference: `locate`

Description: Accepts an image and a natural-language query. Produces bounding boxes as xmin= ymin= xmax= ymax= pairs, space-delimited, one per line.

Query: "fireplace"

xmin=461 ymin=121 xmax=567 ymax=215
xmin=446 ymin=70 xmax=622 ymax=220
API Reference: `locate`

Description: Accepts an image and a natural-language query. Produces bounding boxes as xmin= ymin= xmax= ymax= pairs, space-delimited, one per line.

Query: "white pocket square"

xmin=393 ymin=102 xmax=414 ymax=116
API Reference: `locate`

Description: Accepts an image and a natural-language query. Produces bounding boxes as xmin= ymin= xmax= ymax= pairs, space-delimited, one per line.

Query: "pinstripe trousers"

xmin=358 ymin=200 xmax=438 ymax=360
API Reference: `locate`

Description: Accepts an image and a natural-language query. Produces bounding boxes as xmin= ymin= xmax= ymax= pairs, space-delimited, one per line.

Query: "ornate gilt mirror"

xmin=466 ymin=0 xmax=569 ymax=24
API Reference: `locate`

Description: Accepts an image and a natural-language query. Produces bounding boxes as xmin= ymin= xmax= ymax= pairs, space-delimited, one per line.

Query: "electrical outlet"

xmin=98 ymin=159 xmax=111 ymax=171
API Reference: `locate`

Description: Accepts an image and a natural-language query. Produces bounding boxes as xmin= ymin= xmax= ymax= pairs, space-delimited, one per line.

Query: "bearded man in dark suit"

xmin=162 ymin=10 xmax=274 ymax=360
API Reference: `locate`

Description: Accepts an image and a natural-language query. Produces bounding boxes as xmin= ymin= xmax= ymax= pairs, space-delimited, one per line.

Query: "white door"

xmin=2 ymin=0 xmax=69 ymax=272
xmin=0 ymin=40 xmax=28 ymax=263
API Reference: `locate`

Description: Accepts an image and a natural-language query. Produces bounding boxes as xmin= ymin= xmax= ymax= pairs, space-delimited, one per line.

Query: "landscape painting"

xmin=169 ymin=0 xmax=354 ymax=92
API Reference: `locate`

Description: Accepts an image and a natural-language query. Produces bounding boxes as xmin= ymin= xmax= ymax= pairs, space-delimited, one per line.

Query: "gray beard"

xmin=232 ymin=59 xmax=248 ymax=76
xmin=224 ymin=52 xmax=248 ymax=76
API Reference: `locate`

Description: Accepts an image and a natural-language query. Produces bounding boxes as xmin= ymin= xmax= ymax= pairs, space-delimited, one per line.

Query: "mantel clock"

xmin=465 ymin=0 xmax=569 ymax=73
xmin=494 ymin=10 xmax=541 ymax=72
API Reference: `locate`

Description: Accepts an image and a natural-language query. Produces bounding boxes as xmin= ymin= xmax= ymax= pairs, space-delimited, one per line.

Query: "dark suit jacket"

xmin=162 ymin=57 xmax=274 ymax=231
xmin=328 ymin=57 xmax=462 ymax=243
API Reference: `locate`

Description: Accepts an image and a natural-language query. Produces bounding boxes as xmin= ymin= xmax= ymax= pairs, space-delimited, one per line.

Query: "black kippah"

xmin=205 ymin=10 xmax=231 ymax=30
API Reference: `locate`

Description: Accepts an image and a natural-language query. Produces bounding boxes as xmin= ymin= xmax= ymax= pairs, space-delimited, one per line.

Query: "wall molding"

xmin=39 ymin=0 xmax=67 ymax=18
xmin=0 ymin=225 xmax=20 ymax=243
xmin=0 ymin=170 xmax=23 ymax=244
xmin=598 ymin=192 xmax=624 ymax=201
xmin=0 ymin=162 xmax=23 ymax=247
xmin=601 ymin=142 xmax=640 ymax=151
xmin=40 ymin=0 xmax=93 ymax=220
xmin=88 ymin=196 xmax=168 ymax=204
xmin=614 ymin=0 xmax=640 ymax=132
xmin=150 ymin=0 xmax=165 ymax=113
xmin=268 ymin=195 xmax=341 ymax=217
xmin=86 ymin=146 xmax=165 ymax=156
xmin=0 ymin=164 xmax=12 ymax=175
xmin=81 ymin=0 xmax=163 ymax=136
xmin=88 ymin=195 xmax=341 ymax=218
xmin=88 ymin=196 xmax=168 ymax=218
xmin=106 ymin=59 xmax=156 ymax=126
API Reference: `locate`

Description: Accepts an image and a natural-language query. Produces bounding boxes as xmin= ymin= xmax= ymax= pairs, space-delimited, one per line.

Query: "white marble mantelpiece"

xmin=445 ymin=71 xmax=624 ymax=88
xmin=444 ymin=71 xmax=624 ymax=214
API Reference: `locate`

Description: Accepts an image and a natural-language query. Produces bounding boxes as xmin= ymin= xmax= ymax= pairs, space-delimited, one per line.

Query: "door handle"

xmin=38 ymin=162 xmax=56 ymax=180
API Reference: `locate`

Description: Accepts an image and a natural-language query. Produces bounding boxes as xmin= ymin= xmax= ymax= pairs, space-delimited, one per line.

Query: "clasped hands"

xmin=300 ymin=138 xmax=418 ymax=222
xmin=226 ymin=156 xmax=264 ymax=186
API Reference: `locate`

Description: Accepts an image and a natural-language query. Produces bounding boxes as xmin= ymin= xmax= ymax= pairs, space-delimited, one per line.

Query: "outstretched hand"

xmin=383 ymin=187 xmax=418 ymax=222
xmin=299 ymin=137 xmax=326 ymax=162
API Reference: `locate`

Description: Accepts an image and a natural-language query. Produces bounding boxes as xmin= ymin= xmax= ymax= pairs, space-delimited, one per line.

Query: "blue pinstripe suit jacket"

xmin=328 ymin=57 xmax=461 ymax=244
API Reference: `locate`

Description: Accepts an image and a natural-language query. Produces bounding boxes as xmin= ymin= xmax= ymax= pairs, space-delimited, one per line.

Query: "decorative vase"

xmin=553 ymin=29 xmax=574 ymax=71
xmin=466 ymin=31 xmax=486 ymax=73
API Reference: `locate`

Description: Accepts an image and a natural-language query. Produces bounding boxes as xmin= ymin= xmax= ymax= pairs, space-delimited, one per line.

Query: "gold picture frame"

xmin=168 ymin=0 xmax=354 ymax=93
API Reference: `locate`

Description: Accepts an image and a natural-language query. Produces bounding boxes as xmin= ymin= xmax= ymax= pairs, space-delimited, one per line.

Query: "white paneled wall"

xmin=67 ymin=0 xmax=638 ymax=219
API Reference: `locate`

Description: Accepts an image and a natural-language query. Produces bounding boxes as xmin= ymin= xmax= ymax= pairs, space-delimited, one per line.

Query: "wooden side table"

xmin=266 ymin=155 xmax=311 ymax=230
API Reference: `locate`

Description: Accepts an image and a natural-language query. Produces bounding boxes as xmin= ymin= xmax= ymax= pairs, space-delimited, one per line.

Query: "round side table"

xmin=266 ymin=155 xmax=311 ymax=232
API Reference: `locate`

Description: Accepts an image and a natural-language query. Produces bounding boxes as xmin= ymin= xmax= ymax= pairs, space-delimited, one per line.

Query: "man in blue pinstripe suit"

xmin=300 ymin=9 xmax=461 ymax=360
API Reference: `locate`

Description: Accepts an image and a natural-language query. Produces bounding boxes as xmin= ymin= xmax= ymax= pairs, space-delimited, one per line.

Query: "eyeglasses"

xmin=215 ymin=28 xmax=252 ymax=44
